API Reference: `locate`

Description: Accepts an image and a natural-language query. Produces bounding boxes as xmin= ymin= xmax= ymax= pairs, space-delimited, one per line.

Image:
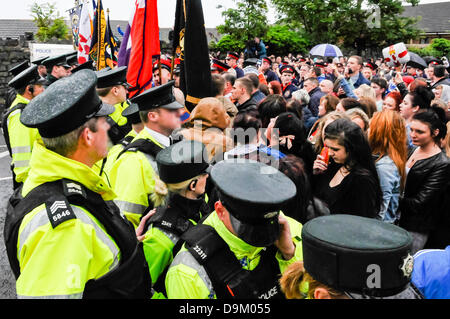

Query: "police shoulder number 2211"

xmin=224 ymin=303 xmax=271 ymax=314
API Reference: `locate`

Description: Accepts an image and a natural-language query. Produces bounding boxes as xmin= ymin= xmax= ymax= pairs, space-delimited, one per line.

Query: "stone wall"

xmin=0 ymin=36 xmax=30 ymax=114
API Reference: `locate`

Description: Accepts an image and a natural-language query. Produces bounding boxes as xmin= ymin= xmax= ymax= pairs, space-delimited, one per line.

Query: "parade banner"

xmin=68 ymin=4 xmax=82 ymax=48
xmin=89 ymin=0 xmax=107 ymax=70
xmin=126 ymin=0 xmax=160 ymax=98
xmin=173 ymin=0 xmax=212 ymax=113
xmin=77 ymin=0 xmax=95 ymax=64
xmin=104 ymin=10 xmax=119 ymax=68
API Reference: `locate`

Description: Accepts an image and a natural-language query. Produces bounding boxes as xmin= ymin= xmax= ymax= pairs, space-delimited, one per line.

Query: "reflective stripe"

xmin=18 ymin=205 xmax=119 ymax=271
xmin=144 ymin=153 xmax=159 ymax=175
xmin=158 ymin=228 xmax=180 ymax=245
xmin=7 ymin=109 xmax=21 ymax=126
xmin=11 ymin=146 xmax=31 ymax=154
xmin=13 ymin=160 xmax=30 ymax=168
xmin=169 ymin=250 xmax=215 ymax=297
xmin=17 ymin=292 xmax=83 ymax=299
xmin=114 ymin=200 xmax=147 ymax=215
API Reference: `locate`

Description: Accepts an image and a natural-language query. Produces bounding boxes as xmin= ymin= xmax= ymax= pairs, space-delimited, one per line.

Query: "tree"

xmin=270 ymin=0 xmax=421 ymax=56
xmin=265 ymin=24 xmax=309 ymax=56
xmin=216 ymin=0 xmax=268 ymax=50
xmin=30 ymin=1 xmax=69 ymax=42
xmin=409 ymin=38 xmax=450 ymax=58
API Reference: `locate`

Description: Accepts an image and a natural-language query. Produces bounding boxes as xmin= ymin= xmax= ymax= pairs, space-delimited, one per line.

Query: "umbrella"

xmin=309 ymin=44 xmax=343 ymax=57
xmin=406 ymin=52 xmax=427 ymax=70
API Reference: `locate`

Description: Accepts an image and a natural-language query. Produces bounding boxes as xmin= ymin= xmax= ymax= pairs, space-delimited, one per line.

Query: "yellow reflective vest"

xmin=108 ymin=129 xmax=165 ymax=228
xmin=15 ymin=141 xmax=120 ymax=298
xmin=6 ymin=94 xmax=41 ymax=184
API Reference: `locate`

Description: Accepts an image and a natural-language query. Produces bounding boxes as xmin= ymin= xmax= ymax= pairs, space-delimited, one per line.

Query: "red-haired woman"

xmin=268 ymin=80 xmax=282 ymax=95
xmin=382 ymin=91 xmax=402 ymax=112
xmin=368 ymin=110 xmax=407 ymax=223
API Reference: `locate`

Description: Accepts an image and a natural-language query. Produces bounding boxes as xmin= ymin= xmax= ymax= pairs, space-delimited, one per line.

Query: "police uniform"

xmin=4 ymin=61 xmax=30 ymax=109
xmin=165 ymin=160 xmax=304 ymax=299
xmin=108 ymin=81 xmax=184 ymax=228
xmin=301 ymin=214 xmax=424 ymax=299
xmin=226 ymin=52 xmax=244 ymax=78
xmin=2 ymin=66 xmax=44 ymax=189
xmin=71 ymin=60 xmax=95 ymax=74
xmin=96 ymin=66 xmax=132 ymax=144
xmin=4 ymin=69 xmax=151 ymax=299
xmin=42 ymin=54 xmax=71 ymax=85
xmin=142 ymin=140 xmax=211 ymax=298
xmin=262 ymin=57 xmax=279 ymax=83
xmin=280 ymin=65 xmax=299 ymax=100
xmin=211 ymin=58 xmax=230 ymax=74
xmin=100 ymin=102 xmax=141 ymax=177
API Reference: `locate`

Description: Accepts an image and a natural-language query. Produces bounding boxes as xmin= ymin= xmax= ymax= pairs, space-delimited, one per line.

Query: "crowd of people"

xmin=1 ymin=46 xmax=450 ymax=300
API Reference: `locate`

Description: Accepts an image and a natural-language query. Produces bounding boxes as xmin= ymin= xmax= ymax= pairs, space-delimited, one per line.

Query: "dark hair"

xmin=245 ymin=73 xmax=260 ymax=90
xmin=278 ymin=154 xmax=312 ymax=224
xmin=259 ymin=83 xmax=270 ymax=96
xmin=258 ymin=95 xmax=287 ymax=128
xmin=312 ymin=67 xmax=321 ymax=77
xmin=340 ymin=98 xmax=369 ymax=116
xmin=222 ymin=73 xmax=236 ymax=86
xmin=211 ymin=74 xmax=225 ymax=96
xmin=286 ymin=99 xmax=304 ymax=121
xmin=274 ymin=112 xmax=315 ymax=174
xmin=433 ymin=65 xmax=446 ymax=78
xmin=232 ymin=112 xmax=262 ymax=145
xmin=324 ymin=118 xmax=382 ymax=210
xmin=408 ymin=86 xmax=434 ymax=110
xmin=371 ymin=78 xmax=388 ymax=91
xmin=412 ymin=108 xmax=447 ymax=144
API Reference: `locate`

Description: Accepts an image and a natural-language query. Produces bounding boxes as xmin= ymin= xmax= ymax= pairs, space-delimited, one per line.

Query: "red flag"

xmin=127 ymin=0 xmax=160 ymax=98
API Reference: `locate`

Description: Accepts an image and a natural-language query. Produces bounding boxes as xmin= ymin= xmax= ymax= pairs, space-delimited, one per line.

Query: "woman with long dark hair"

xmin=398 ymin=109 xmax=450 ymax=253
xmin=312 ymin=118 xmax=382 ymax=218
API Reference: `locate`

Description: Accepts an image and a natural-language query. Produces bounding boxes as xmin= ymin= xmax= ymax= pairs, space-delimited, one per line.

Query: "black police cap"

xmin=211 ymin=159 xmax=296 ymax=247
xmin=302 ymin=215 xmax=414 ymax=298
xmin=31 ymin=56 xmax=49 ymax=66
xmin=42 ymin=54 xmax=70 ymax=69
xmin=71 ymin=60 xmax=95 ymax=74
xmin=20 ymin=69 xmax=114 ymax=138
xmin=66 ymin=52 xmax=79 ymax=66
xmin=8 ymin=65 xmax=40 ymax=89
xmin=9 ymin=61 xmax=30 ymax=76
xmin=156 ymin=140 xmax=210 ymax=184
xmin=130 ymin=81 xmax=183 ymax=111
xmin=243 ymin=58 xmax=258 ymax=68
xmin=211 ymin=58 xmax=229 ymax=72
xmin=96 ymin=66 xmax=129 ymax=88
xmin=280 ymin=65 xmax=295 ymax=74
xmin=121 ymin=102 xmax=141 ymax=125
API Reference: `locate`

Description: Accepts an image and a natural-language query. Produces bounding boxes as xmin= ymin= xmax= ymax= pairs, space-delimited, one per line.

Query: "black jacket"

xmin=313 ymin=161 xmax=380 ymax=219
xmin=236 ymin=98 xmax=258 ymax=114
xmin=399 ymin=151 xmax=450 ymax=234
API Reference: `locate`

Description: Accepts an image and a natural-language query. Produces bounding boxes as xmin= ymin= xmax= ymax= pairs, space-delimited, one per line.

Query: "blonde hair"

xmin=445 ymin=122 xmax=450 ymax=157
xmin=309 ymin=111 xmax=350 ymax=153
xmin=346 ymin=107 xmax=370 ymax=132
xmin=150 ymin=174 xmax=204 ymax=207
xmin=280 ymin=261 xmax=346 ymax=299
xmin=354 ymin=84 xmax=376 ymax=101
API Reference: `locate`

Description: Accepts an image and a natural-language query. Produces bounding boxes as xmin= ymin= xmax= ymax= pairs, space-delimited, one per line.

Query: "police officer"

xmin=100 ymin=102 xmax=144 ymax=177
xmin=109 ymin=81 xmax=185 ymax=228
xmin=2 ymin=65 xmax=47 ymax=189
xmin=137 ymin=140 xmax=211 ymax=298
xmin=280 ymin=214 xmax=423 ymax=299
xmin=261 ymin=57 xmax=279 ymax=83
xmin=96 ymin=66 xmax=132 ymax=144
xmin=42 ymin=53 xmax=71 ymax=85
xmin=65 ymin=51 xmax=79 ymax=72
xmin=225 ymin=52 xmax=244 ymax=78
xmin=4 ymin=61 xmax=30 ymax=109
xmin=31 ymin=56 xmax=49 ymax=79
xmin=211 ymin=58 xmax=230 ymax=75
xmin=280 ymin=65 xmax=299 ymax=101
xmin=4 ymin=69 xmax=151 ymax=299
xmin=165 ymin=159 xmax=304 ymax=299
xmin=71 ymin=60 xmax=95 ymax=74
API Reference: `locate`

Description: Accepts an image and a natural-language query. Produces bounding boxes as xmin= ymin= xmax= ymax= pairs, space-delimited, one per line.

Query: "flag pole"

xmin=96 ymin=0 xmax=101 ymax=70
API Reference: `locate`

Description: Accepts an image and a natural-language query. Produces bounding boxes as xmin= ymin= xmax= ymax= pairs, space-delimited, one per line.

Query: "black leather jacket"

xmin=399 ymin=151 xmax=450 ymax=233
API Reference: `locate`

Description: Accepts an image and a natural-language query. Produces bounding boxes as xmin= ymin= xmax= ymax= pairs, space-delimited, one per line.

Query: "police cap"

xmin=302 ymin=214 xmax=414 ymax=298
xmin=66 ymin=52 xmax=78 ymax=66
xmin=211 ymin=58 xmax=229 ymax=72
xmin=243 ymin=58 xmax=259 ymax=68
xmin=153 ymin=59 xmax=172 ymax=72
xmin=280 ymin=65 xmax=295 ymax=74
xmin=96 ymin=66 xmax=129 ymax=88
xmin=31 ymin=56 xmax=49 ymax=66
xmin=20 ymin=69 xmax=114 ymax=138
xmin=130 ymin=80 xmax=183 ymax=111
xmin=71 ymin=60 xmax=95 ymax=74
xmin=211 ymin=159 xmax=296 ymax=247
xmin=156 ymin=140 xmax=210 ymax=184
xmin=9 ymin=61 xmax=30 ymax=76
xmin=42 ymin=54 xmax=71 ymax=69
xmin=226 ymin=52 xmax=239 ymax=61
xmin=8 ymin=65 xmax=40 ymax=89
xmin=121 ymin=102 xmax=141 ymax=125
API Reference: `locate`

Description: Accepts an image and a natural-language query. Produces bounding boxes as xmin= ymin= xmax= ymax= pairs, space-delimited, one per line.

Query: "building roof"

xmin=401 ymin=2 xmax=450 ymax=34
xmin=0 ymin=19 xmax=220 ymax=43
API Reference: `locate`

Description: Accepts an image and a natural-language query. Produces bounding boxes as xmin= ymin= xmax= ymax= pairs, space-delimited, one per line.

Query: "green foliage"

xmin=270 ymin=0 xmax=422 ymax=54
xmin=210 ymin=35 xmax=246 ymax=52
xmin=408 ymin=39 xmax=450 ymax=58
xmin=265 ymin=25 xmax=309 ymax=56
xmin=216 ymin=0 xmax=268 ymax=50
xmin=30 ymin=1 xmax=69 ymax=42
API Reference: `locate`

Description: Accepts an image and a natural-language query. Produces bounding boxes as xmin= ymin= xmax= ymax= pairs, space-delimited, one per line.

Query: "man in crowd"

xmin=346 ymin=55 xmax=371 ymax=89
xmin=280 ymin=64 xmax=299 ymax=100
xmin=225 ymin=52 xmax=244 ymax=78
xmin=42 ymin=54 xmax=71 ymax=85
xmin=303 ymin=77 xmax=325 ymax=117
